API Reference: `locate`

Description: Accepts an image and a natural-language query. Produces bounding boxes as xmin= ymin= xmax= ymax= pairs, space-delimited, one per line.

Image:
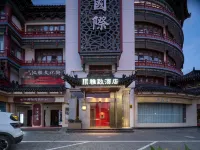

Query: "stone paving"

xmin=11 ymin=128 xmax=200 ymax=150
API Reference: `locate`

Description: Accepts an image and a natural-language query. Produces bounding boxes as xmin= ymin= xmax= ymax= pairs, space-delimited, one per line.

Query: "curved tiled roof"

xmin=170 ymin=69 xmax=200 ymax=83
xmin=166 ymin=0 xmax=191 ymax=25
xmin=135 ymin=84 xmax=200 ymax=96
xmin=135 ymin=84 xmax=184 ymax=93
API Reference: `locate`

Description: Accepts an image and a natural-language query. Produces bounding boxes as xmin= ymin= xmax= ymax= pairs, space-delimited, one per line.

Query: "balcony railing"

xmin=22 ymin=31 xmax=65 ymax=38
xmin=135 ymin=60 xmax=183 ymax=75
xmin=21 ymin=60 xmax=65 ymax=66
xmin=135 ymin=30 xmax=182 ymax=51
xmin=0 ymin=15 xmax=65 ymax=38
xmin=134 ymin=2 xmax=181 ymax=26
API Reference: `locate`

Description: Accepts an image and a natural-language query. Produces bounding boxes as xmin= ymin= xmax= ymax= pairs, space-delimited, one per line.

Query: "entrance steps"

xmin=65 ymin=128 xmax=134 ymax=133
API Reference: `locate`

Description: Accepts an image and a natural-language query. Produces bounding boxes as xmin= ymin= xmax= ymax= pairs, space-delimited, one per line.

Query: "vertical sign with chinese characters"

xmin=80 ymin=0 xmax=121 ymax=52
xmin=32 ymin=104 xmax=41 ymax=126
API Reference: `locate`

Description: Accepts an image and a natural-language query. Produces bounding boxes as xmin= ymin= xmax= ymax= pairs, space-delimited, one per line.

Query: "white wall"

xmin=116 ymin=0 xmax=135 ymax=77
xmin=69 ymin=98 xmax=77 ymax=120
xmin=12 ymin=16 xmax=22 ymax=30
xmin=25 ymin=48 xmax=35 ymax=61
xmin=186 ymin=101 xmax=197 ymax=126
xmin=79 ymin=99 xmax=90 ymax=129
xmin=10 ymin=67 xmax=19 ymax=82
xmin=65 ymin=0 xmax=82 ymax=80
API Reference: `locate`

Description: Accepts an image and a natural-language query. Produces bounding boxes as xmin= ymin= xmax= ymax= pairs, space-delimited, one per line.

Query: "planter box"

xmin=68 ymin=122 xmax=82 ymax=129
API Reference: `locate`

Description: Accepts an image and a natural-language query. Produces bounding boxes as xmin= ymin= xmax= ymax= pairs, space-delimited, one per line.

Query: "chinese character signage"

xmin=19 ymin=69 xmax=64 ymax=86
xmin=94 ymin=0 xmax=107 ymax=11
xmin=80 ymin=0 xmax=121 ymax=52
xmin=14 ymin=97 xmax=55 ymax=103
xmin=32 ymin=104 xmax=41 ymax=126
xmin=82 ymin=78 xmax=119 ymax=86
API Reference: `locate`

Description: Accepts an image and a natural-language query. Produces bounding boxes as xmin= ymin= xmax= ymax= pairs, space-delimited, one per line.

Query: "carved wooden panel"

xmin=80 ymin=0 xmax=121 ymax=53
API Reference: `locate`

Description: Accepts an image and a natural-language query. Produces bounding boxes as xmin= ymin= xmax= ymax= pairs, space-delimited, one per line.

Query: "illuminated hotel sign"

xmin=82 ymin=78 xmax=119 ymax=86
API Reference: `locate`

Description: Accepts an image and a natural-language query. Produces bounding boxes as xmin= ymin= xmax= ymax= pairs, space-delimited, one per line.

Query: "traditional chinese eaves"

xmin=135 ymin=84 xmax=185 ymax=94
xmin=135 ymin=84 xmax=200 ymax=96
xmin=62 ymin=74 xmax=136 ymax=88
xmin=170 ymin=69 xmax=200 ymax=84
xmin=186 ymin=87 xmax=200 ymax=96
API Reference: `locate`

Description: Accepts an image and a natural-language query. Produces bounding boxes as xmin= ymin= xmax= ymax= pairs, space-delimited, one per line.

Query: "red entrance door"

xmin=90 ymin=103 xmax=110 ymax=127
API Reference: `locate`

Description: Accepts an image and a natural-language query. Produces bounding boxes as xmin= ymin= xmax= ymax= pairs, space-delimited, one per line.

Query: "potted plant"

xmin=68 ymin=119 xmax=82 ymax=129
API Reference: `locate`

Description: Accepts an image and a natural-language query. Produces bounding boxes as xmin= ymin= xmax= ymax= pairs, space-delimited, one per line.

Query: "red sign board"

xmin=14 ymin=97 xmax=55 ymax=103
xmin=19 ymin=69 xmax=64 ymax=86
xmin=32 ymin=104 xmax=41 ymax=126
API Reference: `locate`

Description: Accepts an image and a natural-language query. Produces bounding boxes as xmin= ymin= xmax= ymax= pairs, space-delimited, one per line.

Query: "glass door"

xmin=90 ymin=102 xmax=110 ymax=128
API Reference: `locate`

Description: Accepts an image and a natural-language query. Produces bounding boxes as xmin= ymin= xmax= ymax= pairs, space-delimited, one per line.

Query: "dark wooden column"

xmin=4 ymin=3 xmax=12 ymax=21
xmin=4 ymin=27 xmax=11 ymax=57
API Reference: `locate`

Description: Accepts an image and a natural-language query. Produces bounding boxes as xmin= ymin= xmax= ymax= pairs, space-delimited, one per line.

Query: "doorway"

xmin=51 ymin=110 xmax=59 ymax=127
xmin=27 ymin=110 xmax=32 ymax=126
xmin=90 ymin=102 xmax=110 ymax=128
xmin=197 ymin=105 xmax=200 ymax=126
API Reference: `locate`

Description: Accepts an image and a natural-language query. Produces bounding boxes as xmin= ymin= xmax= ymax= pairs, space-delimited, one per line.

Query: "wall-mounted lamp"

xmin=82 ymin=105 xmax=87 ymax=111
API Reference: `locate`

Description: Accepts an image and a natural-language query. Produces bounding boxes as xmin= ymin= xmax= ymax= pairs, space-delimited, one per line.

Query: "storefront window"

xmin=0 ymin=102 xmax=6 ymax=112
xmin=138 ymin=103 xmax=186 ymax=123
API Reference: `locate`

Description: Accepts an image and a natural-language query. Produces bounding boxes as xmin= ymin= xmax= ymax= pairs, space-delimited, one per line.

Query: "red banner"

xmin=32 ymin=104 xmax=41 ymax=126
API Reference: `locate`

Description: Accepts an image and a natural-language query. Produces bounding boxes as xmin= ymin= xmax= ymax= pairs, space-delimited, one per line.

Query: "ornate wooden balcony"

xmin=0 ymin=16 xmax=65 ymax=38
xmin=21 ymin=60 xmax=65 ymax=66
xmin=135 ymin=30 xmax=182 ymax=51
xmin=22 ymin=31 xmax=65 ymax=38
xmin=134 ymin=2 xmax=181 ymax=26
xmin=135 ymin=60 xmax=183 ymax=75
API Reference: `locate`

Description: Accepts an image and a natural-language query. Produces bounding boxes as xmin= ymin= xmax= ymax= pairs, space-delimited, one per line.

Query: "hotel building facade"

xmin=1 ymin=0 xmax=200 ymax=129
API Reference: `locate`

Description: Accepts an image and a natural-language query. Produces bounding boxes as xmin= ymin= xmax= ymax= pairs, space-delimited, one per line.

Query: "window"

xmin=138 ymin=55 xmax=144 ymax=61
xmin=89 ymin=65 xmax=112 ymax=75
xmin=0 ymin=36 xmax=4 ymax=50
xmin=16 ymin=51 xmax=22 ymax=60
xmin=60 ymin=25 xmax=65 ymax=31
xmin=10 ymin=41 xmax=23 ymax=60
xmin=27 ymin=25 xmax=65 ymax=32
xmin=138 ymin=103 xmax=186 ymax=123
xmin=35 ymin=49 xmax=63 ymax=63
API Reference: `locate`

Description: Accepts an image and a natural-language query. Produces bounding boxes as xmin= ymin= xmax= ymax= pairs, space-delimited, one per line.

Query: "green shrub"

xmin=150 ymin=144 xmax=190 ymax=150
